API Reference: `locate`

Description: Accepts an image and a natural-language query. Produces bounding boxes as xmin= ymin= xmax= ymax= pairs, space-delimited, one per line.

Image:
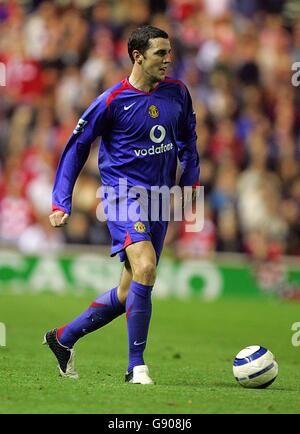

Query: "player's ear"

xmin=132 ymin=50 xmax=143 ymax=64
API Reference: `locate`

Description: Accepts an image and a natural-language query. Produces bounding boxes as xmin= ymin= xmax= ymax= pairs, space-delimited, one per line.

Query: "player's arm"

xmin=177 ymin=85 xmax=200 ymax=196
xmin=50 ymin=95 xmax=110 ymax=227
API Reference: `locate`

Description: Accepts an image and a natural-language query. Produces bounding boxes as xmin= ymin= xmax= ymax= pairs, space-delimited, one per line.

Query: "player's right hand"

xmin=49 ymin=210 xmax=69 ymax=227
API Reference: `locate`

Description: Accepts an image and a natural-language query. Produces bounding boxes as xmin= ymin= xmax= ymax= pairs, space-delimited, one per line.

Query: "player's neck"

xmin=128 ymin=71 xmax=160 ymax=93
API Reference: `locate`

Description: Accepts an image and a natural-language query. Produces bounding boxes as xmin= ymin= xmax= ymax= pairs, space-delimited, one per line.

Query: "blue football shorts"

xmin=103 ymin=189 xmax=169 ymax=263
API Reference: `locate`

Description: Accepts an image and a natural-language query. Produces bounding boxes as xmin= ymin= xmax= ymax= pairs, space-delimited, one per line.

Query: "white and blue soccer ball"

xmin=233 ymin=345 xmax=278 ymax=388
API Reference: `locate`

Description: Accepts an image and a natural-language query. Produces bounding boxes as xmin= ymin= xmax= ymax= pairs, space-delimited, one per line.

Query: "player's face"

xmin=141 ymin=38 xmax=171 ymax=82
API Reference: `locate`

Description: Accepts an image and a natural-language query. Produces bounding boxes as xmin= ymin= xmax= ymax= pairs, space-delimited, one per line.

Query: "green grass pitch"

xmin=0 ymin=294 xmax=300 ymax=414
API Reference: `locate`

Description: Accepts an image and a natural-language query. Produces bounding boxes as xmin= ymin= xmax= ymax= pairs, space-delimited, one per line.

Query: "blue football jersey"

xmin=52 ymin=77 xmax=200 ymax=214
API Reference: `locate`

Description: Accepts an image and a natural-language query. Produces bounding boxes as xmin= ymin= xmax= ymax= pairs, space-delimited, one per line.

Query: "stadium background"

xmin=1 ymin=0 xmax=300 ymax=415
xmin=1 ymin=0 xmax=300 ymax=299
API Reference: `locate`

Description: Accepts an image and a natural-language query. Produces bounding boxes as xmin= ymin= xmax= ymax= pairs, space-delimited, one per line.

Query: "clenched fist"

xmin=49 ymin=210 xmax=69 ymax=227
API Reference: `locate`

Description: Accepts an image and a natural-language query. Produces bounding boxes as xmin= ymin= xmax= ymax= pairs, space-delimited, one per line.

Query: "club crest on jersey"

xmin=148 ymin=105 xmax=159 ymax=118
xmin=134 ymin=222 xmax=146 ymax=233
xmin=73 ymin=119 xmax=88 ymax=135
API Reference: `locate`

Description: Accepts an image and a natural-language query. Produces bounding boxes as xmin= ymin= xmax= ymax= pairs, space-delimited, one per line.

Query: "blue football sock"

xmin=57 ymin=287 xmax=125 ymax=348
xmin=126 ymin=281 xmax=153 ymax=373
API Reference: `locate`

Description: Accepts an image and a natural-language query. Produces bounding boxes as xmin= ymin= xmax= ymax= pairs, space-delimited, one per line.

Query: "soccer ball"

xmin=233 ymin=345 xmax=278 ymax=388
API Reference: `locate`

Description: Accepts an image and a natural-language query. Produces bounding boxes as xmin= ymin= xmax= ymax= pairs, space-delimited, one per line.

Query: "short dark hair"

xmin=128 ymin=25 xmax=169 ymax=63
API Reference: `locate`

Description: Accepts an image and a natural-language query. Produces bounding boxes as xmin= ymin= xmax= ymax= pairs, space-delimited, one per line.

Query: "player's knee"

xmin=117 ymin=285 xmax=129 ymax=304
xmin=134 ymin=262 xmax=156 ymax=285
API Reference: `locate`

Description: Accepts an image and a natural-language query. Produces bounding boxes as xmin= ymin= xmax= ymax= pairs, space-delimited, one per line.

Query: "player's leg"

xmin=117 ymin=259 xmax=133 ymax=304
xmin=124 ymin=240 xmax=157 ymax=384
xmin=43 ymin=260 xmax=132 ymax=378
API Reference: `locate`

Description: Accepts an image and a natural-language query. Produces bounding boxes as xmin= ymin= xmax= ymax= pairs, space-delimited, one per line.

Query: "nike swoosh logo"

xmin=124 ymin=103 xmax=136 ymax=111
xmin=134 ymin=340 xmax=146 ymax=346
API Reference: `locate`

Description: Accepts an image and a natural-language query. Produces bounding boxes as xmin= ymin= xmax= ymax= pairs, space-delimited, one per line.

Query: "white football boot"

xmin=125 ymin=365 xmax=154 ymax=384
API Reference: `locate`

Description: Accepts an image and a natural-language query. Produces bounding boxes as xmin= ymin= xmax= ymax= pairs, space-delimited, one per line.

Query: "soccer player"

xmin=44 ymin=25 xmax=200 ymax=384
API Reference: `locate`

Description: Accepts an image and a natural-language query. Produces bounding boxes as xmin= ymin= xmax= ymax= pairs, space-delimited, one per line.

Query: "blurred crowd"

xmin=1 ymin=0 xmax=300 ymax=264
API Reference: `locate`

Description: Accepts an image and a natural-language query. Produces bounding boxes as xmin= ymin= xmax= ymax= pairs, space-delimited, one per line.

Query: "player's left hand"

xmin=183 ymin=182 xmax=200 ymax=204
